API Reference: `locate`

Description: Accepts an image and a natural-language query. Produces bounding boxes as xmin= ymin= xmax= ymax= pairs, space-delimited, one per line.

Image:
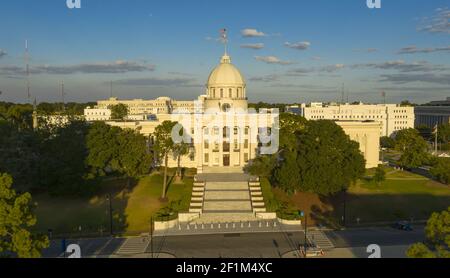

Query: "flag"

xmin=220 ymin=28 xmax=227 ymax=42
xmin=381 ymin=91 xmax=386 ymax=97
xmin=433 ymin=124 xmax=438 ymax=135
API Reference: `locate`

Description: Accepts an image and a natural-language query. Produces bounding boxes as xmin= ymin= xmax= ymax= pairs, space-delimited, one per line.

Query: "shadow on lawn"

xmin=311 ymin=192 xmax=450 ymax=227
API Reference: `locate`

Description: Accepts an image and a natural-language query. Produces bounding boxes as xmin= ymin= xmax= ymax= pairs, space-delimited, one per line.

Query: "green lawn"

xmin=260 ymin=167 xmax=450 ymax=226
xmin=32 ymin=170 xmax=193 ymax=237
xmin=342 ymin=168 xmax=450 ymax=223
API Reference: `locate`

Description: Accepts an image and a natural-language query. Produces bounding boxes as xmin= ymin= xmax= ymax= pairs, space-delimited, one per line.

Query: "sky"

xmin=0 ymin=0 xmax=449 ymax=104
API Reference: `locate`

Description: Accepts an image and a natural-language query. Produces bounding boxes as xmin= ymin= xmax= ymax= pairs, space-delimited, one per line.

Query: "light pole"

xmin=150 ymin=216 xmax=154 ymax=259
xmin=342 ymin=188 xmax=347 ymax=227
xmin=106 ymin=194 xmax=113 ymax=236
xmin=299 ymin=210 xmax=307 ymax=258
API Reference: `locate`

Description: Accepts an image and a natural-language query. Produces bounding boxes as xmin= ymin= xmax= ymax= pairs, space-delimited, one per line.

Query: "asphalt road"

xmin=42 ymin=225 xmax=426 ymax=258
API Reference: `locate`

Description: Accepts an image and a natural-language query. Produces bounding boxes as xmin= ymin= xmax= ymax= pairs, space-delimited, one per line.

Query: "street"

xmin=42 ymin=224 xmax=425 ymax=258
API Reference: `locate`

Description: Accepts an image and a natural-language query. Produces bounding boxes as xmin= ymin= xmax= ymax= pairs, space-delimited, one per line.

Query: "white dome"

xmin=207 ymin=55 xmax=245 ymax=87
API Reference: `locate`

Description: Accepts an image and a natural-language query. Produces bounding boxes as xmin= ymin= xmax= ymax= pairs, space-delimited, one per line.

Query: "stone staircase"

xmin=115 ymin=237 xmax=150 ymax=255
xmin=307 ymin=230 xmax=335 ymax=250
xmin=249 ymin=180 xmax=266 ymax=213
xmin=191 ymin=181 xmax=255 ymax=224
xmin=189 ymin=180 xmax=205 ymax=213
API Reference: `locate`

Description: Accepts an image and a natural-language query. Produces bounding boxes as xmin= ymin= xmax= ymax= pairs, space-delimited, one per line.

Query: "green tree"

xmin=430 ymin=158 xmax=450 ymax=185
xmin=294 ymin=120 xmax=365 ymax=195
xmin=173 ymin=141 xmax=190 ymax=179
xmin=116 ymin=129 xmax=153 ymax=180
xmin=86 ymin=122 xmax=152 ymax=181
xmin=244 ymin=155 xmax=277 ymax=178
xmin=86 ymin=122 xmax=122 ymax=177
xmin=407 ymin=207 xmax=450 ymax=258
xmin=437 ymin=124 xmax=450 ymax=144
xmin=109 ymin=104 xmax=128 ymax=120
xmin=0 ymin=173 xmax=49 ymax=258
xmin=38 ymin=120 xmax=92 ymax=196
xmin=373 ymin=165 xmax=386 ymax=186
xmin=153 ymin=121 xmax=178 ymax=201
xmin=380 ymin=136 xmax=395 ymax=149
xmin=395 ymin=128 xmax=429 ymax=168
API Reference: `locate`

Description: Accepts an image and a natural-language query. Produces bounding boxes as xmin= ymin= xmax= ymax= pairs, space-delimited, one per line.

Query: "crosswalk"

xmin=307 ymin=230 xmax=335 ymax=250
xmin=115 ymin=237 xmax=150 ymax=255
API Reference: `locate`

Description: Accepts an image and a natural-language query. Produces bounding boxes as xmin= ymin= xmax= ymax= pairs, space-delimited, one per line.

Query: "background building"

xmin=292 ymin=102 xmax=414 ymax=137
xmin=415 ymin=97 xmax=450 ymax=128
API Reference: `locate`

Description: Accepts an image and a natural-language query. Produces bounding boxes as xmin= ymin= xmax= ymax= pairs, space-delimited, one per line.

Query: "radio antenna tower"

xmin=61 ymin=80 xmax=66 ymax=112
xmin=25 ymin=40 xmax=31 ymax=102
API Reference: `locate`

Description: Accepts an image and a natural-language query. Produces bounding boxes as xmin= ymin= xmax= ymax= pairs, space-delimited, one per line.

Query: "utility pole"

xmin=61 ymin=81 xmax=65 ymax=112
xmin=304 ymin=213 xmax=308 ymax=258
xmin=150 ymin=216 xmax=154 ymax=259
xmin=107 ymin=194 xmax=113 ymax=236
xmin=25 ymin=40 xmax=31 ymax=102
xmin=434 ymin=123 xmax=438 ymax=155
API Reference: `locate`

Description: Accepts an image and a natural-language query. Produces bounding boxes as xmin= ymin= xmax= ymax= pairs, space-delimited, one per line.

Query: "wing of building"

xmin=288 ymin=102 xmax=415 ymax=137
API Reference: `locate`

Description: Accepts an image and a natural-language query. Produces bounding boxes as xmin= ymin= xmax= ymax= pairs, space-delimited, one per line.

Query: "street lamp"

xmin=299 ymin=210 xmax=307 ymax=258
xmin=342 ymin=188 xmax=347 ymax=228
xmin=106 ymin=194 xmax=113 ymax=236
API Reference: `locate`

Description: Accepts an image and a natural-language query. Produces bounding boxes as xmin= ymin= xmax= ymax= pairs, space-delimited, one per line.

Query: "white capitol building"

xmin=85 ymin=52 xmax=382 ymax=170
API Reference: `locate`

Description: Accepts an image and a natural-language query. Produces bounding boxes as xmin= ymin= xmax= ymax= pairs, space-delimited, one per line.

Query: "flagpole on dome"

xmin=220 ymin=28 xmax=228 ymax=56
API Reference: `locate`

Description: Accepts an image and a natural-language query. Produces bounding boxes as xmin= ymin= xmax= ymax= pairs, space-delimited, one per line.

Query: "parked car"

xmin=393 ymin=221 xmax=413 ymax=231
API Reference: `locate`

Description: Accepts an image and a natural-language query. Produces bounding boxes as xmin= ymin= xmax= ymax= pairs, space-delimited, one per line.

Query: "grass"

xmin=260 ymin=167 xmax=450 ymax=226
xmin=32 ymin=169 xmax=194 ymax=237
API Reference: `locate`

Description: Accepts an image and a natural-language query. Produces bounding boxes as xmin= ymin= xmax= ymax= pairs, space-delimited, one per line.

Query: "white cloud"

xmin=254 ymin=56 xmax=293 ymax=65
xmin=398 ymin=45 xmax=450 ymax=54
xmin=418 ymin=7 xmax=450 ymax=34
xmin=241 ymin=28 xmax=266 ymax=37
xmin=320 ymin=64 xmax=345 ymax=72
xmin=284 ymin=41 xmax=311 ymax=50
xmin=0 ymin=60 xmax=156 ymax=76
xmin=240 ymin=43 xmax=265 ymax=50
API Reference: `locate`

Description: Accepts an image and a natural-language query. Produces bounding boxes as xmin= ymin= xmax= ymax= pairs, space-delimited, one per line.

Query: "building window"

xmin=234 ymin=127 xmax=239 ymax=135
xmin=204 ymin=153 xmax=209 ymax=163
xmin=244 ymin=139 xmax=249 ymax=149
xmin=244 ymin=128 xmax=249 ymax=135
xmin=229 ymin=88 xmax=232 ymax=98
xmin=204 ymin=140 xmax=209 ymax=149
xmin=204 ymin=128 xmax=209 ymax=135
xmin=244 ymin=153 xmax=249 ymax=162
xmin=220 ymin=89 xmax=223 ymax=98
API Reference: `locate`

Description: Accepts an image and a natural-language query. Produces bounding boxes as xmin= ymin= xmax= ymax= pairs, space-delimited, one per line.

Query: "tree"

xmin=294 ymin=120 xmax=366 ymax=195
xmin=437 ymin=124 xmax=450 ymax=144
xmin=373 ymin=165 xmax=386 ymax=186
xmin=86 ymin=122 xmax=122 ymax=177
xmin=430 ymin=158 xmax=450 ymax=185
xmin=380 ymin=136 xmax=395 ymax=149
xmin=395 ymin=128 xmax=429 ymax=168
xmin=38 ymin=120 xmax=92 ymax=196
xmin=0 ymin=173 xmax=49 ymax=258
xmin=172 ymin=141 xmax=190 ymax=180
xmin=153 ymin=121 xmax=178 ymax=201
xmin=86 ymin=122 xmax=152 ymax=181
xmin=407 ymin=207 xmax=450 ymax=258
xmin=109 ymin=104 xmax=128 ymax=121
xmin=244 ymin=155 xmax=277 ymax=178
xmin=400 ymin=100 xmax=416 ymax=107
xmin=116 ymin=129 xmax=153 ymax=180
